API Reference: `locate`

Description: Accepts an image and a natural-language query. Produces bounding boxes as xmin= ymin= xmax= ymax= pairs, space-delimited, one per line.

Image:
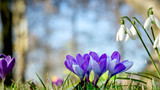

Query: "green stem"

xmin=151 ymin=27 xmax=160 ymax=64
xmin=122 ymin=16 xmax=160 ymax=77
xmin=132 ymin=17 xmax=160 ymax=65
xmin=151 ymin=27 xmax=155 ymax=40
xmin=132 ymin=17 xmax=153 ymax=44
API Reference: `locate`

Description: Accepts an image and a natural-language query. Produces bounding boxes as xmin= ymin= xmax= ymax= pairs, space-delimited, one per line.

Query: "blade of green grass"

xmin=61 ymin=72 xmax=71 ymax=90
xmin=116 ymin=77 xmax=147 ymax=84
xmin=27 ymin=82 xmax=37 ymax=90
xmin=49 ymin=76 xmax=53 ymax=90
xmin=126 ymin=72 xmax=152 ymax=80
xmin=13 ymin=78 xmax=21 ymax=90
xmin=139 ymin=72 xmax=160 ymax=79
xmin=35 ymin=73 xmax=46 ymax=90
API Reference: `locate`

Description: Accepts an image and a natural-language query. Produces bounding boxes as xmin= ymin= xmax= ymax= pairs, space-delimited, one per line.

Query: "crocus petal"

xmin=99 ymin=59 xmax=107 ymax=75
xmin=7 ymin=57 xmax=15 ymax=75
xmin=106 ymin=56 xmax=111 ymax=70
xmin=0 ymin=59 xmax=7 ymax=78
xmin=99 ymin=54 xmax=107 ymax=61
xmin=108 ymin=59 xmax=117 ymax=74
xmin=91 ymin=60 xmax=101 ymax=75
xmin=112 ymin=63 xmax=126 ymax=76
xmin=153 ymin=35 xmax=160 ymax=48
xmin=66 ymin=55 xmax=76 ymax=63
xmin=83 ymin=54 xmax=90 ymax=61
xmin=72 ymin=65 xmax=84 ymax=80
xmin=111 ymin=51 xmax=121 ymax=63
xmin=144 ymin=17 xmax=152 ymax=29
xmin=76 ymin=54 xmax=83 ymax=66
xmin=84 ymin=54 xmax=90 ymax=63
xmin=64 ymin=60 xmax=75 ymax=73
xmin=5 ymin=56 xmax=12 ymax=63
xmin=154 ymin=16 xmax=160 ymax=29
xmin=89 ymin=52 xmax=99 ymax=62
xmin=81 ymin=61 xmax=88 ymax=72
xmin=0 ymin=54 xmax=6 ymax=58
xmin=121 ymin=60 xmax=133 ymax=72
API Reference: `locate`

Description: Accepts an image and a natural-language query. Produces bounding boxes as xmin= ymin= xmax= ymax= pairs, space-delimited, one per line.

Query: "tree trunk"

xmin=12 ymin=0 xmax=28 ymax=82
xmin=0 ymin=0 xmax=13 ymax=85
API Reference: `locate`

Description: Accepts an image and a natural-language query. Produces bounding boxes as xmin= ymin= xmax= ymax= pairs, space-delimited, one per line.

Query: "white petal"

xmin=153 ymin=35 xmax=160 ymax=48
xmin=150 ymin=15 xmax=154 ymax=21
xmin=125 ymin=34 xmax=130 ymax=41
xmin=130 ymin=26 xmax=137 ymax=37
xmin=118 ymin=25 xmax=125 ymax=41
xmin=126 ymin=28 xmax=134 ymax=40
xmin=154 ymin=16 xmax=160 ymax=29
xmin=131 ymin=25 xmax=141 ymax=38
xmin=72 ymin=65 xmax=84 ymax=79
xmin=116 ymin=30 xmax=120 ymax=42
xmin=144 ymin=17 xmax=152 ymax=29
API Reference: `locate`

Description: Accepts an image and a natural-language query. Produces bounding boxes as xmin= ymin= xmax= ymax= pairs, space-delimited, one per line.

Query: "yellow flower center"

xmin=52 ymin=76 xmax=58 ymax=82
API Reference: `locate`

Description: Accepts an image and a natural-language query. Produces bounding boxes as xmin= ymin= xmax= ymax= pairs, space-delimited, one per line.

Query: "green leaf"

xmin=125 ymin=72 xmax=152 ymax=80
xmin=61 ymin=72 xmax=71 ymax=90
xmin=116 ymin=77 xmax=147 ymax=84
xmin=27 ymin=82 xmax=37 ymax=90
xmin=35 ymin=73 xmax=46 ymax=90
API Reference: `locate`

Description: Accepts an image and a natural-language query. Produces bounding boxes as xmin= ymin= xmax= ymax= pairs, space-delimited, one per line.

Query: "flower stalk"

xmin=121 ymin=16 xmax=160 ymax=77
xmin=132 ymin=17 xmax=160 ymax=64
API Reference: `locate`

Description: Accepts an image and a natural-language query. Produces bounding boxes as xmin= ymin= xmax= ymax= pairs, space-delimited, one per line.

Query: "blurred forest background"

xmin=0 ymin=0 xmax=160 ymax=84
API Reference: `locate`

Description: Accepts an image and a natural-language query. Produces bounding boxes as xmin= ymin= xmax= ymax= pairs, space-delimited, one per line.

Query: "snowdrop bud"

xmin=121 ymin=20 xmax=125 ymax=25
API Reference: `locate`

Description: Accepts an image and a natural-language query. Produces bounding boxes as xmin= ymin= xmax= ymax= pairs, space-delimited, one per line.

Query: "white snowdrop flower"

xmin=153 ymin=33 xmax=160 ymax=49
xmin=125 ymin=24 xmax=141 ymax=41
xmin=116 ymin=20 xmax=134 ymax=42
xmin=144 ymin=11 xmax=160 ymax=29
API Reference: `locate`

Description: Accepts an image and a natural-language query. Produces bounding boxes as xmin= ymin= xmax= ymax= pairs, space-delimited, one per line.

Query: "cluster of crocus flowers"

xmin=0 ymin=54 xmax=15 ymax=82
xmin=52 ymin=76 xmax=63 ymax=86
xmin=64 ymin=51 xmax=133 ymax=86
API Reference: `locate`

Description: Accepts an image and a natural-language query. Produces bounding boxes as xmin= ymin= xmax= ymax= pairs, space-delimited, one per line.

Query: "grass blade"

xmin=139 ymin=72 xmax=160 ymax=79
xmin=126 ymin=72 xmax=152 ymax=80
xmin=61 ymin=72 xmax=71 ymax=90
xmin=116 ymin=77 xmax=147 ymax=84
xmin=27 ymin=82 xmax=37 ymax=89
xmin=35 ymin=73 xmax=46 ymax=90
xmin=49 ymin=76 xmax=53 ymax=90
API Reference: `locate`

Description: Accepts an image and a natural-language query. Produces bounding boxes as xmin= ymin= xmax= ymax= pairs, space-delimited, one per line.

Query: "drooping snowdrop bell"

xmin=116 ymin=20 xmax=134 ymax=42
xmin=144 ymin=11 xmax=160 ymax=29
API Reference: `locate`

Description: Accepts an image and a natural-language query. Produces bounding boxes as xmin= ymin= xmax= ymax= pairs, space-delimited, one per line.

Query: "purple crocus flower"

xmin=104 ymin=51 xmax=133 ymax=86
xmin=89 ymin=52 xmax=108 ymax=85
xmin=52 ymin=76 xmax=63 ymax=86
xmin=0 ymin=54 xmax=15 ymax=82
xmin=64 ymin=54 xmax=91 ymax=82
